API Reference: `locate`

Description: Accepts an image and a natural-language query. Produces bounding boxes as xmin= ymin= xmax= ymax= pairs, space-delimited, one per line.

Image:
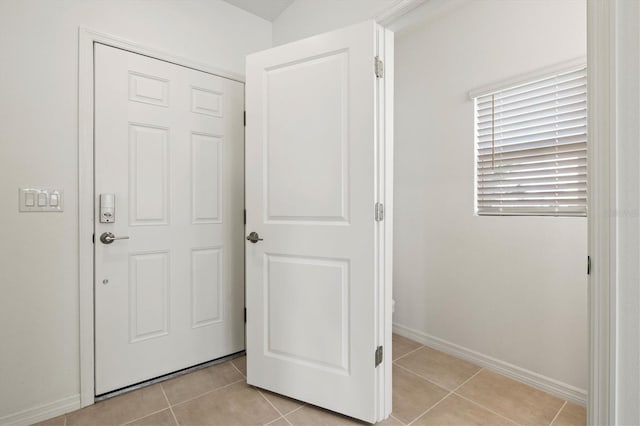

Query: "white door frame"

xmin=586 ymin=1 xmax=614 ymax=423
xmin=77 ymin=27 xmax=245 ymax=407
xmin=587 ymin=0 xmax=640 ymax=424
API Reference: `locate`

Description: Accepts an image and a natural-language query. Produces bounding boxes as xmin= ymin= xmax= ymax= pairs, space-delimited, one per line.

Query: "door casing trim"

xmin=78 ymin=27 xmax=245 ymax=407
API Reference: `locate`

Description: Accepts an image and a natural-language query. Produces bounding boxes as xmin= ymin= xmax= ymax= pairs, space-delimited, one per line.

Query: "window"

xmin=474 ymin=66 xmax=587 ymax=216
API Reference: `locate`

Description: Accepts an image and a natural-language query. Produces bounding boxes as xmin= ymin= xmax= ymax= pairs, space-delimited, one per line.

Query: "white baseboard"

xmin=393 ymin=323 xmax=587 ymax=406
xmin=1 ymin=394 xmax=80 ymax=426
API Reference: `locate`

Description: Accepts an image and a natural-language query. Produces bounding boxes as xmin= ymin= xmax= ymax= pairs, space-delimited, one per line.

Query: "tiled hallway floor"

xmin=35 ymin=335 xmax=586 ymax=426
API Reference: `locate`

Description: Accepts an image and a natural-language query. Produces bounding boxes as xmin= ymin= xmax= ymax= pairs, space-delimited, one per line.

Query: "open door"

xmin=245 ymin=20 xmax=393 ymax=423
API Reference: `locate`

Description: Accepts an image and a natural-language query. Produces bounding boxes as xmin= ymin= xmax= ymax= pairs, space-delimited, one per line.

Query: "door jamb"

xmin=381 ymin=1 xmax=616 ymax=424
xmin=77 ymin=27 xmax=245 ymax=407
xmin=587 ymin=1 xmax=615 ymax=424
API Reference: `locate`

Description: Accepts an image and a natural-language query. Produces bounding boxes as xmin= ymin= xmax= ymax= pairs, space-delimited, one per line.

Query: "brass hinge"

xmin=375 ymin=202 xmax=384 ymax=222
xmin=375 ymin=346 xmax=383 ymax=367
xmin=375 ymin=56 xmax=384 ymax=79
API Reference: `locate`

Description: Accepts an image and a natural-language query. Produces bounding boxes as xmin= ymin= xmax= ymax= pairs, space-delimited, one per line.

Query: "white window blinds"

xmin=474 ymin=66 xmax=587 ymax=216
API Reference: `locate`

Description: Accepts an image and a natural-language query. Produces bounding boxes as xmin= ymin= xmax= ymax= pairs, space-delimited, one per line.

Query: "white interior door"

xmin=94 ymin=44 xmax=245 ymax=395
xmin=245 ymin=21 xmax=393 ymax=423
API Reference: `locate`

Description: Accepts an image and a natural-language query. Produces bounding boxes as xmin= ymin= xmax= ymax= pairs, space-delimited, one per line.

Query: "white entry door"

xmin=94 ymin=44 xmax=245 ymax=395
xmin=245 ymin=21 xmax=393 ymax=423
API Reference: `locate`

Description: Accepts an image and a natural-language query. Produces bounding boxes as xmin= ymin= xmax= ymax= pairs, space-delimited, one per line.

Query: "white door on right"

xmin=245 ymin=20 xmax=393 ymax=423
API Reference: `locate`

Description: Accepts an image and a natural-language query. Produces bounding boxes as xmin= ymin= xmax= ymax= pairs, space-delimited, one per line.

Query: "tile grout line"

xmin=160 ymin=384 xmax=180 ymax=426
xmin=230 ymin=359 xmax=247 ymax=378
xmin=283 ymin=404 xmax=305 ymax=417
xmin=389 ymin=413 xmax=406 ymax=425
xmin=453 ymin=392 xmax=522 ymax=425
xmin=548 ymin=400 xmax=567 ymax=426
xmin=406 ymin=368 xmax=484 ymax=426
xmin=170 ymin=378 xmax=246 ymax=409
xmin=257 ymin=390 xmax=293 ymax=426
xmin=393 ymin=362 xmax=458 ymax=393
xmin=119 ymin=406 xmax=174 ymax=426
xmin=263 ymin=416 xmax=286 ymax=426
xmin=392 ymin=345 xmax=424 ymax=363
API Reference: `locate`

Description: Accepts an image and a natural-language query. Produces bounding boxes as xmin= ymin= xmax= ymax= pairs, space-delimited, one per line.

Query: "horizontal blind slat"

xmin=477 ymin=107 xmax=587 ymax=131
xmin=478 ymin=175 xmax=587 ymax=187
xmin=479 ymin=81 xmax=587 ymax=111
xmin=492 ymin=68 xmax=586 ymax=97
xmin=477 ymin=101 xmax=586 ymax=127
xmin=477 ymin=90 xmax=586 ymax=119
xmin=478 ymin=192 xmax=587 ymax=202
xmin=477 ymin=116 xmax=586 ymax=138
xmin=477 ymin=152 xmax=586 ymax=167
xmin=477 ymin=142 xmax=586 ymax=162
xmin=477 ymin=207 xmax=586 ymax=217
xmin=477 ymin=73 xmax=586 ymax=107
xmin=477 ymin=134 xmax=586 ymax=153
xmin=477 ymin=124 xmax=586 ymax=145
xmin=478 ymin=184 xmax=587 ymax=195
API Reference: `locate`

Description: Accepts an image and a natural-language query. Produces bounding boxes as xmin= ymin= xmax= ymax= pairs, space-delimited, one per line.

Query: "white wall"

xmin=0 ymin=0 xmax=270 ymax=421
xmin=272 ymin=0 xmax=398 ymax=45
xmin=393 ymin=0 xmax=588 ymax=392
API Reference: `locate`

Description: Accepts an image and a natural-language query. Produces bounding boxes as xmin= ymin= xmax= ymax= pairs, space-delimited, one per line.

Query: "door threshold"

xmin=95 ymin=350 xmax=246 ymax=401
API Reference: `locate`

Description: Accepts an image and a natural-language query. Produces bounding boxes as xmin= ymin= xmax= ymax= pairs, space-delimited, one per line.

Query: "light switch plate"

xmin=19 ymin=188 xmax=64 ymax=212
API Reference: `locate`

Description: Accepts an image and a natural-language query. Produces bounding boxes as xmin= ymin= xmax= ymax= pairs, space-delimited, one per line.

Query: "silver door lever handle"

xmin=100 ymin=232 xmax=130 ymax=244
xmin=246 ymin=232 xmax=263 ymax=243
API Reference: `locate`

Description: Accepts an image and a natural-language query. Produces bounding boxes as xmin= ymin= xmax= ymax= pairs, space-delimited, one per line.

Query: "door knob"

xmin=100 ymin=232 xmax=130 ymax=244
xmin=246 ymin=232 xmax=263 ymax=243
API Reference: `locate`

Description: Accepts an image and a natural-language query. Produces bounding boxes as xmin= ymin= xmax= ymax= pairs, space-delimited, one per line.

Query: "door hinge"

xmin=587 ymin=255 xmax=591 ymax=275
xmin=375 ymin=202 xmax=384 ymax=222
xmin=375 ymin=346 xmax=383 ymax=367
xmin=244 ymin=307 xmax=247 ymax=323
xmin=92 ymin=233 xmax=95 ymax=244
xmin=244 ymin=209 xmax=246 ymax=225
xmin=244 ymin=111 xmax=246 ymax=126
xmin=375 ymin=56 xmax=384 ymax=79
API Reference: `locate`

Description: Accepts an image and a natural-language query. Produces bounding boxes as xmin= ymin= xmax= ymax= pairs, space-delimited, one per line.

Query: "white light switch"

xmin=37 ymin=193 xmax=47 ymax=207
xmin=24 ymin=192 xmax=35 ymax=207
xmin=19 ymin=188 xmax=64 ymax=212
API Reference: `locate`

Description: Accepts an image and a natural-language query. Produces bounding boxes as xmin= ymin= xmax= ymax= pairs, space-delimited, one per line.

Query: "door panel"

xmin=265 ymin=50 xmax=349 ymax=222
xmin=94 ymin=44 xmax=245 ymax=394
xmin=245 ymin=21 xmax=390 ymax=423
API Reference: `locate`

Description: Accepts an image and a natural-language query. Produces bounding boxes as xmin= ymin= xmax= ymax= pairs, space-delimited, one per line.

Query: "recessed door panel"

xmin=265 ymin=51 xmax=349 ymax=223
xmin=128 ymin=124 xmax=169 ymax=225
xmin=129 ymin=251 xmax=169 ymax=342
xmin=191 ymin=133 xmax=222 ymax=224
xmin=191 ymin=86 xmax=223 ymax=117
xmin=191 ymin=247 xmax=223 ymax=328
xmin=128 ymin=72 xmax=169 ymax=107
xmin=266 ymin=254 xmax=349 ymax=373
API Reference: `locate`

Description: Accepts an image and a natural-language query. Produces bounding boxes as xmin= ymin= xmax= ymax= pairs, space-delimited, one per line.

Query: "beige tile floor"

xmin=34 ymin=335 xmax=586 ymax=426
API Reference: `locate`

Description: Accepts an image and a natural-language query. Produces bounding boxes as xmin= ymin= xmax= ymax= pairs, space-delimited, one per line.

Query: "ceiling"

xmin=222 ymin=0 xmax=295 ymax=21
